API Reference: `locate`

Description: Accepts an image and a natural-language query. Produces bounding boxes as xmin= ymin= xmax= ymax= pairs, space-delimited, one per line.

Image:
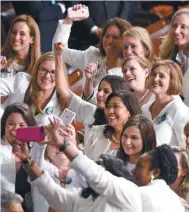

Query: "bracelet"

xmin=59 ymin=141 xmax=70 ymax=152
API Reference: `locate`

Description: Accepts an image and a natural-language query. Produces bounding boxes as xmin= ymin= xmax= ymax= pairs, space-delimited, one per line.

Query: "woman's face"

xmin=172 ymin=14 xmax=189 ymax=49
xmin=170 ymin=153 xmax=186 ymax=189
xmin=102 ymin=25 xmax=122 ymax=55
xmin=186 ymin=135 xmax=189 ymax=149
xmin=132 ymin=153 xmax=153 ymax=186
xmin=105 ymin=96 xmax=131 ymax=130
xmin=123 ymin=36 xmax=146 ymax=58
xmin=5 ymin=112 xmax=28 ymax=143
xmin=96 ymin=80 xmax=112 ymax=109
xmin=121 ymin=126 xmax=143 ymax=157
xmin=10 ymin=21 xmax=33 ymax=55
xmin=122 ymin=59 xmax=149 ymax=91
xmin=149 ymin=67 xmax=171 ymax=96
xmin=37 ymin=60 xmax=56 ymax=92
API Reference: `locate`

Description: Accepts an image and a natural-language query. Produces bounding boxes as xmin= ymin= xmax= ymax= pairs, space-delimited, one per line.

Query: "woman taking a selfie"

xmin=0 ymin=103 xmax=36 ymax=211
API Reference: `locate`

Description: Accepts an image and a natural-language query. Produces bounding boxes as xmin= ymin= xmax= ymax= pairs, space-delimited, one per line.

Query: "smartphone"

xmin=67 ymin=6 xmax=89 ymax=21
xmin=60 ymin=108 xmax=76 ymax=125
xmin=16 ymin=126 xmax=45 ymax=142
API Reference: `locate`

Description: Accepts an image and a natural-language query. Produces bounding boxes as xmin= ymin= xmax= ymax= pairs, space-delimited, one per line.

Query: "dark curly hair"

xmin=81 ymin=154 xmax=133 ymax=200
xmin=148 ymin=144 xmax=178 ymax=185
xmin=117 ymin=114 xmax=156 ymax=164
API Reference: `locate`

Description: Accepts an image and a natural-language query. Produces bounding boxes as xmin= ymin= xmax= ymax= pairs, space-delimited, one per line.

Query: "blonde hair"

xmin=122 ymin=26 xmax=154 ymax=63
xmin=147 ymin=59 xmax=183 ymax=95
xmin=171 ymin=146 xmax=189 ymax=199
xmin=160 ymin=8 xmax=189 ymax=59
xmin=184 ymin=122 xmax=189 ymax=136
xmin=1 ymin=14 xmax=41 ymax=74
xmin=24 ymin=52 xmax=57 ymax=113
xmin=122 ymin=55 xmax=152 ymax=71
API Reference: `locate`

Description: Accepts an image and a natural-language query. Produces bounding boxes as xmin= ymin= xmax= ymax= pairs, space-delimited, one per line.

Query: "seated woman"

xmin=53 ymin=10 xmax=131 ymax=95
xmin=54 ymin=42 xmax=127 ymax=143
xmin=116 ymin=114 xmax=156 ymax=175
xmin=122 ymin=26 xmax=155 ymax=63
xmin=170 ymin=146 xmax=189 ymax=205
xmin=142 ymin=59 xmax=189 ymax=148
xmin=122 ymin=55 xmax=154 ymax=107
xmin=132 ymin=144 xmax=185 ymax=211
xmin=14 ymin=118 xmax=142 ymax=212
xmin=0 ymin=103 xmax=36 ymax=211
xmin=0 ymin=14 xmax=41 ymax=78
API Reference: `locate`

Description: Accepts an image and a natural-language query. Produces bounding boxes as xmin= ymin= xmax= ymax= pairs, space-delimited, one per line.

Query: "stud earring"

xmin=150 ymin=175 xmax=154 ymax=183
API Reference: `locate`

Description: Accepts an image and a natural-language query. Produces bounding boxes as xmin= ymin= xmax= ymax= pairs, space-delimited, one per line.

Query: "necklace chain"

xmin=138 ymin=89 xmax=149 ymax=103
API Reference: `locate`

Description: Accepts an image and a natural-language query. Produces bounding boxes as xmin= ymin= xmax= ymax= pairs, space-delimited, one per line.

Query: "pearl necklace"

xmin=138 ymin=89 xmax=149 ymax=103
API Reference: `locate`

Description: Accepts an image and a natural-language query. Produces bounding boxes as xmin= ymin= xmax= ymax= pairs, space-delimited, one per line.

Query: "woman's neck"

xmin=14 ymin=50 xmax=29 ymax=64
xmin=106 ymin=54 xmax=119 ymax=70
xmin=155 ymin=93 xmax=173 ymax=106
xmin=128 ymin=154 xmax=140 ymax=164
xmin=38 ymin=89 xmax=54 ymax=109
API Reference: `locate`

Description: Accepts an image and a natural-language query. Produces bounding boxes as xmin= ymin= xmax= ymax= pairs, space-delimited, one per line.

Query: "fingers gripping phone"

xmin=60 ymin=108 xmax=76 ymax=125
xmin=67 ymin=5 xmax=89 ymax=21
xmin=16 ymin=126 xmax=45 ymax=142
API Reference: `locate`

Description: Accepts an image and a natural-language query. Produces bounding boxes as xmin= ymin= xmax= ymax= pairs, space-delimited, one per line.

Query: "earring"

xmin=30 ymin=43 xmax=33 ymax=47
xmin=150 ymin=175 xmax=154 ymax=183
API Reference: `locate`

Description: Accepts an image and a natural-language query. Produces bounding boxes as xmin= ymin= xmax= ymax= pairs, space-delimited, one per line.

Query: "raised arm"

xmin=54 ymin=42 xmax=73 ymax=105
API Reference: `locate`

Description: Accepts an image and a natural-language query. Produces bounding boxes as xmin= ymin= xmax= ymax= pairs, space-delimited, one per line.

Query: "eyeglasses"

xmin=38 ymin=68 xmax=55 ymax=77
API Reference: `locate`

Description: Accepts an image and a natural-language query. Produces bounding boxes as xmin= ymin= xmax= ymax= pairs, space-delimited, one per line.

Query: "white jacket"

xmin=142 ymin=96 xmax=189 ymax=148
xmin=68 ymin=94 xmax=96 ymax=142
xmin=31 ymin=154 xmax=142 ymax=212
xmin=53 ymin=21 xmax=123 ymax=103
xmin=183 ymin=65 xmax=189 ymax=107
xmin=0 ymin=72 xmax=64 ymax=125
xmin=139 ymin=179 xmax=184 ymax=212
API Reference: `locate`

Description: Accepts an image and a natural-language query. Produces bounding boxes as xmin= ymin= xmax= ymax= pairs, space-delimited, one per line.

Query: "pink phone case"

xmin=16 ymin=126 xmax=45 ymax=142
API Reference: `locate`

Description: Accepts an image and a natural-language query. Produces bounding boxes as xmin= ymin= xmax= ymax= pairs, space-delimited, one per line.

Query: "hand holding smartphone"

xmin=67 ymin=5 xmax=89 ymax=21
xmin=60 ymin=108 xmax=76 ymax=126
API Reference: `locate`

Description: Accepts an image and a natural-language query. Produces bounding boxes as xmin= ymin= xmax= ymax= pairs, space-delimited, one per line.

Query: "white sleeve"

xmin=0 ymin=72 xmax=30 ymax=96
xmin=52 ymin=20 xmax=72 ymax=48
xmin=31 ymin=172 xmax=77 ymax=212
xmin=173 ymin=109 xmax=189 ymax=148
xmin=68 ymin=94 xmax=96 ymax=125
xmin=71 ymin=154 xmax=141 ymax=210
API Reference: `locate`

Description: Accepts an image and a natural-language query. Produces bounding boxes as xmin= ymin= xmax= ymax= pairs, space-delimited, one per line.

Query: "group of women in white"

xmin=1 ymin=4 xmax=189 ymax=212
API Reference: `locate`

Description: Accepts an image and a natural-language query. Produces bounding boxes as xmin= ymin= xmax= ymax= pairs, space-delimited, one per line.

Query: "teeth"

xmin=108 ymin=117 xmax=116 ymax=120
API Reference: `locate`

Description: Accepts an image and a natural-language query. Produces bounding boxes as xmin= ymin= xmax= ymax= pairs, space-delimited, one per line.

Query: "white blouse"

xmin=142 ymin=96 xmax=189 ymax=148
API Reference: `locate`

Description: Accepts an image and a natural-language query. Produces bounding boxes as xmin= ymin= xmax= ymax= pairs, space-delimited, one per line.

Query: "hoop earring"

xmin=150 ymin=175 xmax=154 ymax=183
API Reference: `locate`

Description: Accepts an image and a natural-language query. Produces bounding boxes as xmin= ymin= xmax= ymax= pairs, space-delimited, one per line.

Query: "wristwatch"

xmin=59 ymin=140 xmax=70 ymax=152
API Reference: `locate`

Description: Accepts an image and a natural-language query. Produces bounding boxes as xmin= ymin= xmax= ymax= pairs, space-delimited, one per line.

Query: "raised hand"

xmin=12 ymin=141 xmax=30 ymax=161
xmin=54 ymin=42 xmax=64 ymax=57
xmin=84 ymin=62 xmax=99 ymax=80
xmin=0 ymin=56 xmax=7 ymax=70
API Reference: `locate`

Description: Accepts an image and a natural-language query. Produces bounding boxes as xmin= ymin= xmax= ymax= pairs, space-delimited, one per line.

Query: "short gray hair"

xmin=1 ymin=190 xmax=23 ymax=212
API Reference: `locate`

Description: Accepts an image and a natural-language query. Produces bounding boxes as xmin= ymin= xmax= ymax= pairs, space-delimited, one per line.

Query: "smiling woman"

xmin=142 ymin=59 xmax=189 ymax=148
xmin=1 ymin=14 xmax=41 ymax=78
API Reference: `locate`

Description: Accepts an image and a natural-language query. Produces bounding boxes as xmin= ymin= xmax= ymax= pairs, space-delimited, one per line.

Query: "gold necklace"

xmin=111 ymin=135 xmax=120 ymax=144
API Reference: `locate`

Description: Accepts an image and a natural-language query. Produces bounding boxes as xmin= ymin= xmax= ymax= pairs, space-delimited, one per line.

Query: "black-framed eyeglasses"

xmin=38 ymin=68 xmax=55 ymax=77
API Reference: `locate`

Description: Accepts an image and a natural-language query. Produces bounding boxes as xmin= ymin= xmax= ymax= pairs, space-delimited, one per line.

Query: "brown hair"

xmin=98 ymin=18 xmax=131 ymax=56
xmin=147 ymin=60 xmax=183 ymax=95
xmin=122 ymin=26 xmax=154 ymax=63
xmin=184 ymin=122 xmax=189 ymax=136
xmin=1 ymin=14 xmax=41 ymax=74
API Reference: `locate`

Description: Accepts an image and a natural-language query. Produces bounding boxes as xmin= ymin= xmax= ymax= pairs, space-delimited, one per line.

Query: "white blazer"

xmin=183 ymin=65 xmax=189 ymax=107
xmin=142 ymin=97 xmax=189 ymax=148
xmin=139 ymin=179 xmax=184 ymax=212
xmin=53 ymin=21 xmax=123 ymax=102
xmin=31 ymin=154 xmax=142 ymax=212
xmin=84 ymin=125 xmax=111 ymax=161
xmin=0 ymin=72 xmax=64 ymax=125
